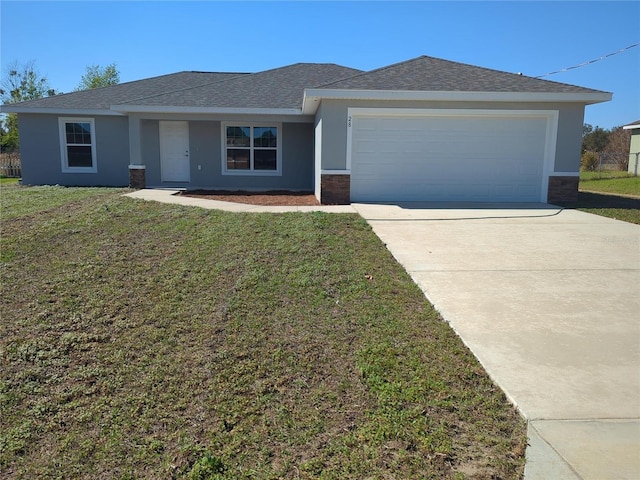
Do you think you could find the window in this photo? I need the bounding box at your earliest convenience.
[59,118,97,173]
[222,124,281,175]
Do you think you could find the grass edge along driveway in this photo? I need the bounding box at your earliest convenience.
[562,173,640,225]
[1,185,526,479]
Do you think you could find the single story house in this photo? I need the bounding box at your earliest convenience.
[623,120,640,175]
[1,56,611,204]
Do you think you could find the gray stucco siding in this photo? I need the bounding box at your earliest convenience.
[316,99,586,174]
[628,130,640,175]
[142,120,314,191]
[141,120,161,186]
[17,113,130,186]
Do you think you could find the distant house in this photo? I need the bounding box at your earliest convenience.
[623,120,640,175]
[0,56,611,204]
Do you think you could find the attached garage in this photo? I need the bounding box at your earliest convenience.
[309,56,610,205]
[348,108,557,203]
[3,54,610,202]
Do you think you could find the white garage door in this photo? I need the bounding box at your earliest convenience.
[349,110,552,202]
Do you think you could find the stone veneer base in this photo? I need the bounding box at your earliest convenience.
[129,166,146,189]
[547,176,579,203]
[320,174,350,205]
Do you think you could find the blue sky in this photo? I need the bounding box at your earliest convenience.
[1,1,638,129]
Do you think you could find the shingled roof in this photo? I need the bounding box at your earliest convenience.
[1,56,610,114]
[3,72,247,111]
[317,56,605,94]
[115,63,363,110]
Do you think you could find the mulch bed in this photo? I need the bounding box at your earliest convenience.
[178,189,320,206]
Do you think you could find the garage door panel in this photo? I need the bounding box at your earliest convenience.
[350,113,547,202]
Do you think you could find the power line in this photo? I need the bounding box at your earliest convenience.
[535,42,640,78]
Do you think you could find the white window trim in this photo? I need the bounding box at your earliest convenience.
[58,117,98,173]
[221,122,282,176]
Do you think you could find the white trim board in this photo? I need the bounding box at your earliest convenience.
[111,105,301,116]
[302,89,611,114]
[1,107,122,116]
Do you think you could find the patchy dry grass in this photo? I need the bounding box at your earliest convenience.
[1,185,526,479]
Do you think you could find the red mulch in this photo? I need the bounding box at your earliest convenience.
[177,190,320,206]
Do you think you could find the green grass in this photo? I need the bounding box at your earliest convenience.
[1,184,125,220]
[0,177,20,185]
[1,185,526,479]
[579,170,634,181]
[579,173,640,196]
[562,172,640,224]
[558,191,640,225]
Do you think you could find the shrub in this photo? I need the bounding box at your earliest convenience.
[581,151,599,171]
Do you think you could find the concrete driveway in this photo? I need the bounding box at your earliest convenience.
[353,202,640,480]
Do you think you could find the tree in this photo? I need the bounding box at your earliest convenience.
[0,114,19,152]
[581,124,609,153]
[580,124,632,171]
[603,126,631,170]
[604,126,631,154]
[1,60,57,151]
[76,64,120,91]
[0,60,57,103]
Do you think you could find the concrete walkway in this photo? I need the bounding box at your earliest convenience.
[124,188,357,213]
[125,190,640,478]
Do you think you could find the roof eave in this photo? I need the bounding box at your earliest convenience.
[302,89,613,114]
[0,105,123,116]
[110,105,303,115]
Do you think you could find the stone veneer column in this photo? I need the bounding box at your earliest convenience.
[128,165,146,189]
[547,176,579,203]
[320,173,350,205]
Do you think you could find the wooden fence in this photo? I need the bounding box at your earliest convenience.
[0,152,21,178]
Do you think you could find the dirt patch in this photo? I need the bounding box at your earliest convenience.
[178,190,320,206]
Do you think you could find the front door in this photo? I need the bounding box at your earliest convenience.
[160,121,190,182]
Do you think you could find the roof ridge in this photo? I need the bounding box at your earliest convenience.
[119,72,249,104]
[3,71,247,107]
[187,70,249,74]
[123,64,316,103]
[121,63,365,105]
[314,55,606,93]
[418,55,604,91]
[13,71,189,103]
[314,56,428,88]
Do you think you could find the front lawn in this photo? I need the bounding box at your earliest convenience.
[0,186,526,479]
